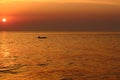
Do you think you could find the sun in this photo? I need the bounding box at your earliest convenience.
[2,18,7,22]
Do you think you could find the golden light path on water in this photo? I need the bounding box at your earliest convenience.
[0,32,10,57]
[0,32,13,68]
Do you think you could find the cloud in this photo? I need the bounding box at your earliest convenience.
[0,0,119,6]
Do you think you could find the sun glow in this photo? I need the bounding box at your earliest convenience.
[2,18,7,22]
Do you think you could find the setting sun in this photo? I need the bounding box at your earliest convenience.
[2,18,7,22]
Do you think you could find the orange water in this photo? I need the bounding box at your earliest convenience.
[0,32,120,80]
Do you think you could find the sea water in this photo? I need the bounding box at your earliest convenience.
[0,32,120,80]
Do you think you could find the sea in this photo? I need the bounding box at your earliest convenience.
[0,32,120,80]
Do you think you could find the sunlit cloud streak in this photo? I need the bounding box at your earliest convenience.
[0,0,120,6]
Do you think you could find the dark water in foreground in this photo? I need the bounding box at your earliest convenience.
[0,32,120,80]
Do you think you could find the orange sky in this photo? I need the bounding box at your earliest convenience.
[0,0,120,31]
[0,0,120,15]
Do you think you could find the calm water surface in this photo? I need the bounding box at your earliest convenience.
[0,32,120,80]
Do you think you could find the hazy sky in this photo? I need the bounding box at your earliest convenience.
[0,0,120,31]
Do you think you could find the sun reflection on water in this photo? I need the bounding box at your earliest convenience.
[0,32,15,67]
[4,51,10,57]
[0,32,11,57]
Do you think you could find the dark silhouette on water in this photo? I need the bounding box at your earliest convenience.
[38,36,47,39]
[61,78,73,80]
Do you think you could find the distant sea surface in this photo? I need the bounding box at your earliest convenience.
[0,32,120,80]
